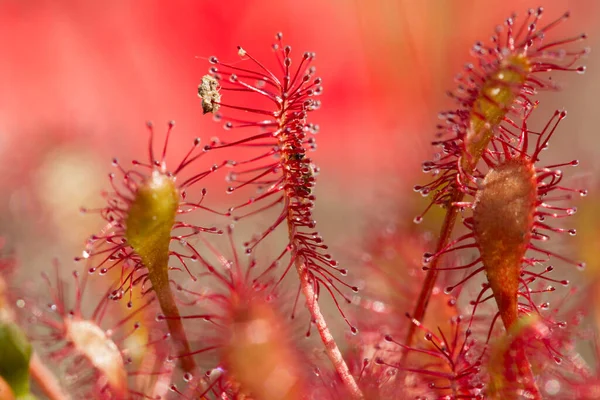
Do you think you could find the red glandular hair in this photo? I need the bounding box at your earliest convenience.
[200,33,357,332]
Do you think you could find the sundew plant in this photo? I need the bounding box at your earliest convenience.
[1,5,598,400]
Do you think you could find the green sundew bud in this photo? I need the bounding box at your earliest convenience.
[125,170,179,274]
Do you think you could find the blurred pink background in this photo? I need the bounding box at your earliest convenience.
[1,0,599,278]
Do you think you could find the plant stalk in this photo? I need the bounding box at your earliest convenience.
[402,191,463,355]
[149,265,196,373]
[29,353,70,400]
[295,260,364,399]
[281,190,362,398]
[515,346,542,400]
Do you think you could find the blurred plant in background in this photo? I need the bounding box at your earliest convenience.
[1,1,600,399]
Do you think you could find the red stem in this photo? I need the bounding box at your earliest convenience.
[403,191,463,353]
[149,265,196,372]
[281,190,362,397]
[295,260,364,399]
[30,352,70,400]
[273,100,363,398]
[515,346,542,400]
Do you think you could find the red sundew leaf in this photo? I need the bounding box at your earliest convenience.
[412,109,585,398]
[422,109,584,329]
[199,34,359,336]
[223,299,307,400]
[157,226,314,399]
[473,158,538,331]
[16,264,172,398]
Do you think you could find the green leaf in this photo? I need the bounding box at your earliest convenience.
[16,394,37,400]
[0,322,33,398]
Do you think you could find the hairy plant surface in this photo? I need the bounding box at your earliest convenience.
[0,6,596,400]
